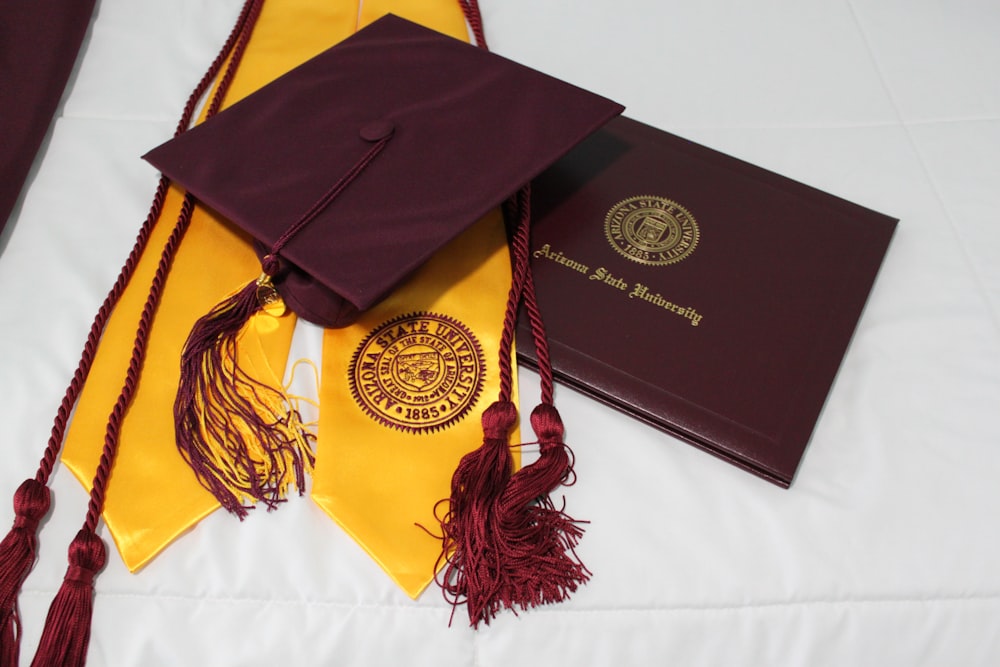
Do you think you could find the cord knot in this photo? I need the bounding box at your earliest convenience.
[261,253,280,277]
[66,529,107,575]
[530,402,564,442]
[12,478,51,523]
[481,400,517,440]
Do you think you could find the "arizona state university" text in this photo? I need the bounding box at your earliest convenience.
[533,244,703,327]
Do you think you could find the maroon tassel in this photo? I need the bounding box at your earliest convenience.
[30,530,106,667]
[438,402,589,627]
[0,480,51,667]
[495,403,588,609]
[174,131,394,518]
[438,400,518,625]
[175,279,264,516]
[174,274,313,518]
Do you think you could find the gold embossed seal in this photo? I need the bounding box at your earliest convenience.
[349,312,485,433]
[604,195,699,266]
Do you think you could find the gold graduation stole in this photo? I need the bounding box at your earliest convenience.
[60,0,361,573]
[311,207,514,598]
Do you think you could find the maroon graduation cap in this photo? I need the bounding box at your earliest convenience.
[144,13,623,327]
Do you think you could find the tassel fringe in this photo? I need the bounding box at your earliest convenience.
[172,126,394,519]
[29,530,106,667]
[495,403,588,610]
[174,279,315,518]
[0,480,51,667]
[438,401,587,627]
[1,608,14,667]
[438,400,518,625]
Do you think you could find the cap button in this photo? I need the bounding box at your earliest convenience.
[360,119,394,142]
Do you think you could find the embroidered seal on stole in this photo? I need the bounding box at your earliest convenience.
[350,312,486,433]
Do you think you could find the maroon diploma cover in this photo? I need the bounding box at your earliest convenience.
[519,116,897,487]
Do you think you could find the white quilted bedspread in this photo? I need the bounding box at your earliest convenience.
[2,1,998,664]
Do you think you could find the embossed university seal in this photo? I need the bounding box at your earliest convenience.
[349,312,486,433]
[604,195,699,266]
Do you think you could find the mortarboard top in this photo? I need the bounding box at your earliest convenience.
[143,14,624,327]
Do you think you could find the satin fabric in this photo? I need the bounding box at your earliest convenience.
[312,207,516,599]
[61,0,362,572]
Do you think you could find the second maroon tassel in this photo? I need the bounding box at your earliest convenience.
[496,403,589,609]
[29,530,106,667]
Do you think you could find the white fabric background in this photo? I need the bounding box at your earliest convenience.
[1,0,998,664]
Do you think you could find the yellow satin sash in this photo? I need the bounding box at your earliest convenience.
[312,207,516,599]
[61,0,362,572]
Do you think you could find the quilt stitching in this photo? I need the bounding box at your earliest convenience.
[20,589,1000,612]
[845,0,1000,332]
